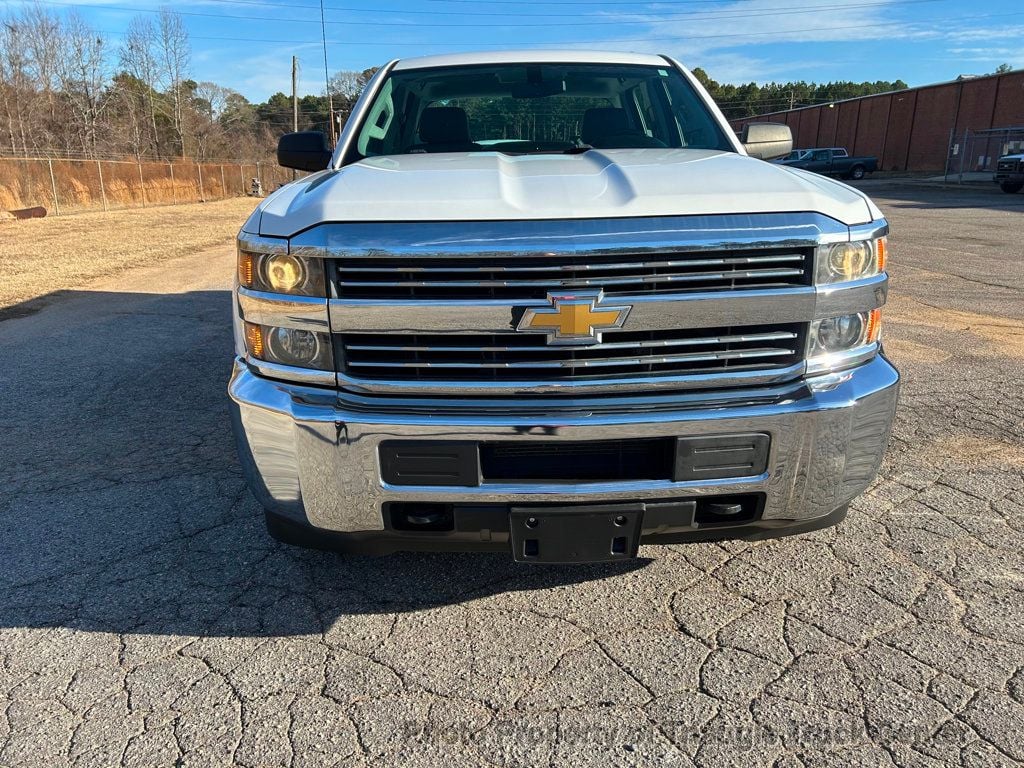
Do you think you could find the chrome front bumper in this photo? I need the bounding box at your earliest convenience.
[229,354,899,540]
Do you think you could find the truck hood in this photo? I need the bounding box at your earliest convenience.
[254,148,877,236]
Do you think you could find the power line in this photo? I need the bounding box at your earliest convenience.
[85,9,1024,47]
[426,0,773,3]
[13,0,951,28]
[47,0,772,16]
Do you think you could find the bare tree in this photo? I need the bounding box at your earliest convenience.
[120,15,160,156]
[0,17,33,154]
[191,80,233,160]
[21,4,61,144]
[57,12,109,155]
[156,8,190,156]
[329,67,378,128]
[0,3,328,163]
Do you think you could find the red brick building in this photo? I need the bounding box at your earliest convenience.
[730,69,1024,173]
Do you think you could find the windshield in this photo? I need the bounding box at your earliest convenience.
[349,62,732,159]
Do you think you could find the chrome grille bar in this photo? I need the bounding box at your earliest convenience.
[337,267,805,289]
[337,325,806,386]
[346,347,794,369]
[337,253,805,272]
[345,330,798,353]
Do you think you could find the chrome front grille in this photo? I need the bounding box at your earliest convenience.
[331,248,811,300]
[997,159,1019,172]
[287,213,864,395]
[337,324,805,383]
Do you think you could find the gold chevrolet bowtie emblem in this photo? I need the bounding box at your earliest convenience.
[517,290,632,345]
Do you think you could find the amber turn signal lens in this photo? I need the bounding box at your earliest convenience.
[244,321,264,358]
[238,250,255,287]
[875,237,887,272]
[866,308,882,343]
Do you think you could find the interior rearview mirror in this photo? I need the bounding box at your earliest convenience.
[510,81,566,99]
[741,123,793,161]
[277,131,332,172]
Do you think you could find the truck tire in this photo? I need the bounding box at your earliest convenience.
[849,165,866,180]
[1000,181,1023,194]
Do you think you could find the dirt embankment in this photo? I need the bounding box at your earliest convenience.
[0,158,282,214]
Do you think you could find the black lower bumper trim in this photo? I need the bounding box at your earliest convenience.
[378,433,771,487]
[264,504,849,558]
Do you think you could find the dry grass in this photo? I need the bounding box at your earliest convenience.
[0,198,258,314]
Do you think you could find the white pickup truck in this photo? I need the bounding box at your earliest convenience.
[229,50,898,564]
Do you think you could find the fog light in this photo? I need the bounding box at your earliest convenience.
[816,313,864,352]
[266,326,319,366]
[808,311,881,373]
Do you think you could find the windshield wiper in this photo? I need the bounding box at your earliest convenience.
[561,144,593,154]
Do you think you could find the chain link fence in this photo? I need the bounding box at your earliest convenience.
[0,156,295,216]
[945,127,1024,183]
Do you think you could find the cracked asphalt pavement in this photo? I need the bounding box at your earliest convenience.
[2,182,1023,767]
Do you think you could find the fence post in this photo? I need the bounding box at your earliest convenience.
[220,164,226,200]
[256,161,261,193]
[138,160,147,207]
[96,160,108,211]
[239,163,245,195]
[197,161,205,202]
[47,158,60,216]
[169,162,176,204]
[944,128,953,184]
[954,129,962,185]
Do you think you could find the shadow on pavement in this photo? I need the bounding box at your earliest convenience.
[850,179,1024,212]
[0,289,650,638]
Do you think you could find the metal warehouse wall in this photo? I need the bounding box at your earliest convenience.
[730,70,1024,172]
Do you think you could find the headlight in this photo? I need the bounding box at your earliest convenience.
[264,253,306,293]
[807,310,882,373]
[816,237,886,285]
[244,322,333,371]
[238,248,325,297]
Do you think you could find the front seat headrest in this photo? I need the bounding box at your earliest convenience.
[418,107,472,145]
[581,107,631,145]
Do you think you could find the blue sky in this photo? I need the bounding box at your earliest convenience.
[15,0,1024,102]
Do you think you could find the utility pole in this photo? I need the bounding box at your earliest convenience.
[292,55,299,180]
[320,0,336,145]
[292,56,299,133]
[788,90,795,110]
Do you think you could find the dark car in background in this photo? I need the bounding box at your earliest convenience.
[994,154,1024,193]
[777,147,877,180]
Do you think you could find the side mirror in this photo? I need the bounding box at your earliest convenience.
[741,122,793,161]
[277,131,332,172]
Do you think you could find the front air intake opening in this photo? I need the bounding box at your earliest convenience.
[479,438,676,483]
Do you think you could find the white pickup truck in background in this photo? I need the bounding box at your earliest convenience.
[229,50,898,564]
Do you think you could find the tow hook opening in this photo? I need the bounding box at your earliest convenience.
[694,495,761,527]
[388,502,455,531]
